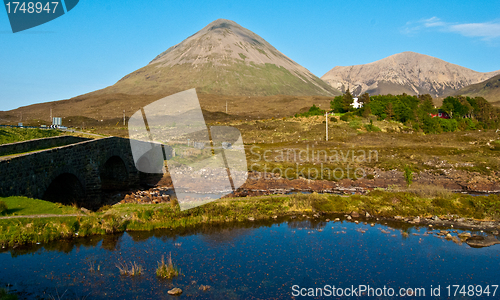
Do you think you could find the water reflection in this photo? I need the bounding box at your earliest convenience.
[0,217,498,299]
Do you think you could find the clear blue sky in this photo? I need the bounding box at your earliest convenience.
[1,0,500,111]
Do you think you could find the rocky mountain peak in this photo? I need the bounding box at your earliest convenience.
[321,52,500,97]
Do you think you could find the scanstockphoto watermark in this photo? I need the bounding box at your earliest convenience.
[291,284,427,297]
[249,145,379,180]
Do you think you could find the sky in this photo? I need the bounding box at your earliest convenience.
[1,0,500,111]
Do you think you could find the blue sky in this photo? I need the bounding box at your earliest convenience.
[1,0,500,111]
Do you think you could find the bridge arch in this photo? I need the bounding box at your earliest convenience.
[99,155,129,191]
[42,172,86,206]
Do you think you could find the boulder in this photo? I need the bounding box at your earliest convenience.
[458,232,472,238]
[168,288,183,295]
[466,235,500,248]
[351,211,360,218]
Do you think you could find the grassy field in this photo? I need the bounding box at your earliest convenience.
[1,191,500,247]
[0,196,80,216]
[0,127,60,145]
[39,112,500,179]
[234,115,500,178]
[61,110,500,178]
[2,112,498,181]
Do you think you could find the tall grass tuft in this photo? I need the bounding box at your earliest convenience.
[116,261,142,276]
[407,183,453,199]
[156,253,180,279]
[0,288,17,300]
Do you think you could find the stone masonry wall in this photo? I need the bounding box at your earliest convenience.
[0,135,90,157]
[0,137,144,208]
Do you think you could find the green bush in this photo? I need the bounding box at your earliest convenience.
[349,119,362,129]
[439,118,458,132]
[423,116,442,134]
[0,201,7,215]
[458,118,477,131]
[297,104,325,118]
[364,124,381,132]
[340,113,352,122]
[330,117,338,122]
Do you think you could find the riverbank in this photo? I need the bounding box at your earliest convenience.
[1,191,499,249]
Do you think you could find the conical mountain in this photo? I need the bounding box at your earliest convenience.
[99,19,339,97]
[321,52,500,97]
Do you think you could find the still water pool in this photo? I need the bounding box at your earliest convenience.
[1,218,499,299]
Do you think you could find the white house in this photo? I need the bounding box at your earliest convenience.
[351,97,363,109]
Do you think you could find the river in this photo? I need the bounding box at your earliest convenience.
[1,217,499,299]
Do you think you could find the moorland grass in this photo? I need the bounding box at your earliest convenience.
[0,128,60,145]
[1,191,500,247]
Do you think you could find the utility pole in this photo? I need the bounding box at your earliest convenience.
[50,108,52,124]
[226,101,228,114]
[123,110,126,126]
[325,112,328,141]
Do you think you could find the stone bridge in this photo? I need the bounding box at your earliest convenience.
[0,136,166,209]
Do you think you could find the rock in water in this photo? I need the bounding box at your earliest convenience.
[168,288,183,295]
[466,235,500,248]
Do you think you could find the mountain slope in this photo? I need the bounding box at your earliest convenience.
[453,74,500,103]
[321,52,499,97]
[97,19,339,97]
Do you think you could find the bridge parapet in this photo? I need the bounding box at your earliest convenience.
[0,137,160,209]
[0,135,91,157]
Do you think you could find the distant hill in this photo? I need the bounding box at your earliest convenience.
[0,93,335,127]
[94,19,339,97]
[453,74,500,105]
[321,52,500,97]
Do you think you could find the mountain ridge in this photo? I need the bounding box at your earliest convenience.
[321,51,500,97]
[453,74,500,104]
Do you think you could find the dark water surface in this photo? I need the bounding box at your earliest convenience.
[1,218,499,299]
